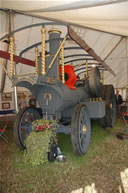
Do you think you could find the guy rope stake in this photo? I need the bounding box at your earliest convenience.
[10,36,14,78]
[41,27,46,75]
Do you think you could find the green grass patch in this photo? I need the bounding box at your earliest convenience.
[12,120,113,169]
[1,118,127,193]
[12,119,122,169]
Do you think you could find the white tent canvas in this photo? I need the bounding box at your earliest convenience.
[1,0,128,36]
[0,0,128,94]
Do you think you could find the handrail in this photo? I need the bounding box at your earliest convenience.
[19,38,71,60]
[0,22,66,42]
[47,35,68,73]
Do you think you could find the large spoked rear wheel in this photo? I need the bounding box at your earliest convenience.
[101,85,116,129]
[71,104,91,156]
[13,107,42,150]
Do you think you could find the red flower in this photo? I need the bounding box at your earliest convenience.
[42,124,47,129]
[36,125,43,132]
[122,112,127,116]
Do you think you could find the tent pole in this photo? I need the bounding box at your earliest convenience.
[0,11,10,93]
[9,10,19,113]
[14,82,18,114]
[126,38,128,87]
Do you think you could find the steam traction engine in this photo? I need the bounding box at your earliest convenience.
[10,27,116,155]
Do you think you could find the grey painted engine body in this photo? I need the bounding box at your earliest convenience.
[12,29,105,131]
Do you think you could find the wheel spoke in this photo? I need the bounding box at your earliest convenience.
[80,135,86,149]
[79,107,89,153]
[71,104,91,155]
[101,85,116,128]
[15,107,41,149]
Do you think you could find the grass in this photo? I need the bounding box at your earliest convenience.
[0,118,128,193]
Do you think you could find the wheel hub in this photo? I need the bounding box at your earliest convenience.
[83,125,88,134]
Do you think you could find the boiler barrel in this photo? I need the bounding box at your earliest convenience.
[37,83,90,113]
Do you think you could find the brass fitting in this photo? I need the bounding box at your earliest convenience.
[61,44,65,84]
[48,29,61,34]
[35,47,39,75]
[10,36,14,78]
[101,71,104,84]
[41,27,46,75]
[86,60,88,78]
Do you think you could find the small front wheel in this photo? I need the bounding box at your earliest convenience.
[13,107,42,149]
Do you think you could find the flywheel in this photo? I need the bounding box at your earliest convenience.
[89,66,102,97]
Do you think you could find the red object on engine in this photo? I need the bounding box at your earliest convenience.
[59,65,77,90]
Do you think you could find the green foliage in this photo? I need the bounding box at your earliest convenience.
[32,119,57,132]
[23,119,57,166]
